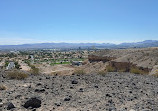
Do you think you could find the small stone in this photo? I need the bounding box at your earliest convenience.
[79,88,84,92]
[32,109,36,111]
[142,109,150,111]
[106,94,112,97]
[0,102,3,107]
[71,80,78,84]
[70,86,73,89]
[129,109,136,111]
[15,95,22,99]
[35,89,45,93]
[36,83,42,86]
[46,77,50,79]
[54,103,61,107]
[64,97,71,101]
[129,91,132,93]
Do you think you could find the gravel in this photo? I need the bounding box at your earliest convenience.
[1,72,158,111]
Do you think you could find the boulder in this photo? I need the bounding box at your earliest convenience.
[24,97,41,109]
[7,102,15,110]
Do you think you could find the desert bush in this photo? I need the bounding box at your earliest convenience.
[7,70,28,79]
[30,65,39,75]
[82,60,89,65]
[130,67,146,74]
[97,70,107,76]
[74,68,85,75]
[106,65,115,72]
[0,85,7,90]
[15,61,21,69]
[153,70,158,77]
[153,73,158,77]
[118,69,126,73]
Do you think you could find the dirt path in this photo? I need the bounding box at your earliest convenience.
[39,64,75,75]
[19,60,31,71]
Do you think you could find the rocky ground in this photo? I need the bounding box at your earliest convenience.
[1,72,158,111]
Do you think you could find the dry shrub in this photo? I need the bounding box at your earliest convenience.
[82,60,89,65]
[118,69,126,73]
[130,67,147,74]
[0,85,7,90]
[73,68,85,75]
[106,65,115,72]
[153,70,158,77]
[30,65,39,75]
[7,70,28,80]
[97,70,107,76]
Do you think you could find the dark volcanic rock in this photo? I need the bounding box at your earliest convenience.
[106,94,112,97]
[64,97,71,101]
[54,103,61,107]
[7,102,15,110]
[79,88,84,92]
[23,97,41,109]
[34,89,45,93]
[71,80,78,84]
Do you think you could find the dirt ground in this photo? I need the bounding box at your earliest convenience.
[37,64,75,75]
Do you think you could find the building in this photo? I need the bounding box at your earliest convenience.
[71,61,82,66]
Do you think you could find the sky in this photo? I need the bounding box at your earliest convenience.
[0,0,158,45]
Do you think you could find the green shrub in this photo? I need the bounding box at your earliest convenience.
[15,61,21,69]
[5,61,9,67]
[7,70,28,80]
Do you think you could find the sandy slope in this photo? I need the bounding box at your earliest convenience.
[38,64,74,75]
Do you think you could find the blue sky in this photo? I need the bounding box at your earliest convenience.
[0,0,158,45]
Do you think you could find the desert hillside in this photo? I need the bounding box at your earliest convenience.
[87,47,158,75]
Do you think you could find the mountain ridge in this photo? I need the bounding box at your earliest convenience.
[0,40,158,50]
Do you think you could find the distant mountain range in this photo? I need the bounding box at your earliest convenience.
[0,40,158,50]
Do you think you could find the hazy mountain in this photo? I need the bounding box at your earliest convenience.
[0,40,158,50]
[118,40,158,48]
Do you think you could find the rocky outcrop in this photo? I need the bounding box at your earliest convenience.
[109,61,152,73]
[88,55,116,62]
[109,61,133,72]
[89,48,158,70]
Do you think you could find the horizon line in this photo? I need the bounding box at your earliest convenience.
[0,39,157,46]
